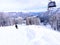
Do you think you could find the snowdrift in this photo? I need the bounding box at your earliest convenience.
[0,25,60,45]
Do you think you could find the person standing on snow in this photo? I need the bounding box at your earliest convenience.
[15,22,18,29]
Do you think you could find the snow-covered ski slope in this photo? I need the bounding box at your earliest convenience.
[0,24,60,45]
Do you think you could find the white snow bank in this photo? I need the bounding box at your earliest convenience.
[0,25,60,45]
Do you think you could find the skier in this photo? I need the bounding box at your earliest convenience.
[15,24,18,29]
[15,22,18,29]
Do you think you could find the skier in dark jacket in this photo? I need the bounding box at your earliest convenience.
[15,24,18,29]
[15,22,18,29]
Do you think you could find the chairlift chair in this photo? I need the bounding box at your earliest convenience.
[48,1,56,8]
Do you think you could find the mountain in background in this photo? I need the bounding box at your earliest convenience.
[0,8,60,19]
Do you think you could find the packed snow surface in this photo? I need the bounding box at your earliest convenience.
[0,25,60,45]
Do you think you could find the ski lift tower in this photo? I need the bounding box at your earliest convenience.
[48,0,56,15]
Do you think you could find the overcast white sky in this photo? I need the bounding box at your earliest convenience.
[0,0,60,12]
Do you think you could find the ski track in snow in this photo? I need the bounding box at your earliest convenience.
[0,25,60,45]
